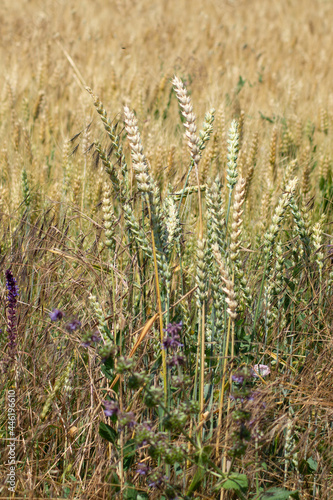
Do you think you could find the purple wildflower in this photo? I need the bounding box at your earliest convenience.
[136,462,149,476]
[81,340,91,348]
[167,354,186,367]
[81,331,101,348]
[163,321,183,350]
[135,422,153,446]
[232,373,244,385]
[90,332,101,343]
[66,318,81,331]
[248,418,264,440]
[49,308,64,321]
[103,399,120,417]
[163,335,183,349]
[99,342,116,363]
[165,321,182,336]
[118,411,137,430]
[5,269,19,362]
[247,391,266,409]
[147,470,167,488]
[148,479,160,488]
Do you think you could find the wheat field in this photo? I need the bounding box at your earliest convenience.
[0,0,333,499]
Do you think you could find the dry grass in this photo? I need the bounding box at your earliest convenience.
[0,0,333,499]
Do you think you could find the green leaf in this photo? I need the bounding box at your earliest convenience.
[236,75,246,94]
[221,473,248,492]
[108,471,120,492]
[123,438,137,470]
[200,445,213,464]
[259,111,275,123]
[123,483,138,499]
[284,277,295,292]
[103,355,114,370]
[99,422,118,444]
[307,457,318,471]
[186,446,212,495]
[100,363,114,381]
[123,484,148,500]
[186,464,206,495]
[256,488,299,499]
[62,486,70,498]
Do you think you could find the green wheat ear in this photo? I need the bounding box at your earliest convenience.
[21,168,30,208]
[89,294,110,341]
[264,177,298,258]
[226,120,239,191]
[40,360,74,421]
[102,181,117,251]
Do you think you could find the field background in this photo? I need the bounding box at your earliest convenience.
[1,0,333,499]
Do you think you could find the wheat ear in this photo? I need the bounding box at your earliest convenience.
[212,243,237,467]
[123,105,152,194]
